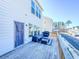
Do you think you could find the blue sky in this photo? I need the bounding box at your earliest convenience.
[41,0,79,27]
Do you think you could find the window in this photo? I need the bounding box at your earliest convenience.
[31,0,35,14]
[31,0,41,19]
[36,6,39,17]
[38,10,41,19]
[29,24,33,37]
[31,7,35,14]
[34,31,37,35]
[32,0,35,7]
[38,31,40,35]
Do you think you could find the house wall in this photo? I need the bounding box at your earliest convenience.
[0,0,42,56]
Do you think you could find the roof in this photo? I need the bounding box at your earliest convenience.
[35,0,44,11]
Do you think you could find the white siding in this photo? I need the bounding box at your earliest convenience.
[0,0,14,56]
[0,0,42,56]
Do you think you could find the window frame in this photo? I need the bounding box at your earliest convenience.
[36,6,39,17]
[38,9,41,19]
[31,0,35,14]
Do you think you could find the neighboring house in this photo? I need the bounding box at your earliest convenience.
[0,0,43,56]
[67,27,79,36]
[41,16,53,32]
[53,22,66,32]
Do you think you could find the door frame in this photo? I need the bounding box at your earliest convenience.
[14,21,24,48]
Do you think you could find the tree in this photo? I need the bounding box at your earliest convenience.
[76,26,79,29]
[62,22,65,26]
[66,20,72,27]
